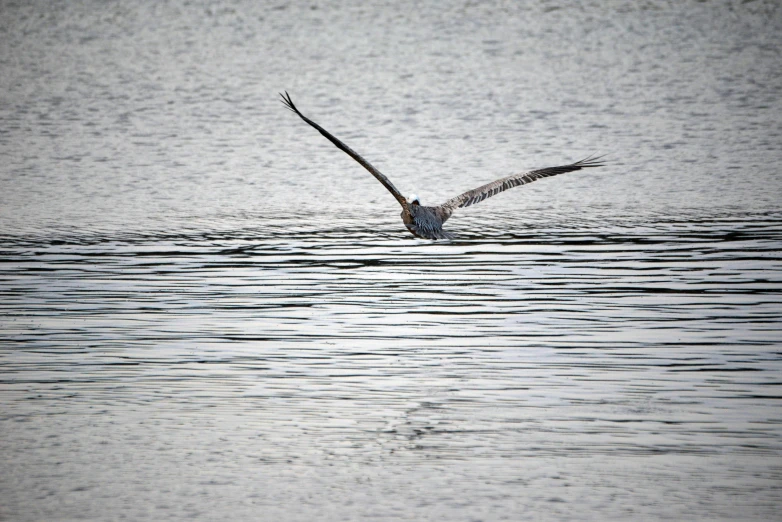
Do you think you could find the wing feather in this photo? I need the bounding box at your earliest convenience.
[441,155,606,210]
[280,92,407,208]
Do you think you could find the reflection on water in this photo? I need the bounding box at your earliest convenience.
[2,210,781,519]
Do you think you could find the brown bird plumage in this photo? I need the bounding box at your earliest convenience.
[280,92,605,240]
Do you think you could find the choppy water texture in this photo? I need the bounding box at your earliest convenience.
[2,1,782,520]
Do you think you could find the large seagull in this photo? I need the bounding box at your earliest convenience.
[281,92,604,240]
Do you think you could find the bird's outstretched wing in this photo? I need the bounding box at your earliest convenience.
[280,92,407,208]
[440,155,606,210]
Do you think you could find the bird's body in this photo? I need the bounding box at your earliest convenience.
[403,203,455,240]
[280,92,605,240]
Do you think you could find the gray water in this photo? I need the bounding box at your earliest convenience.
[2,1,782,520]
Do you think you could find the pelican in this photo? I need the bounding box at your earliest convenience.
[280,92,604,240]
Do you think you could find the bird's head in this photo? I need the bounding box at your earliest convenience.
[407,194,421,206]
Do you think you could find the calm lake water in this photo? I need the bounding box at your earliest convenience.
[2,1,782,520]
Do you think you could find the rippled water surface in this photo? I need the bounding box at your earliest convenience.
[2,1,782,520]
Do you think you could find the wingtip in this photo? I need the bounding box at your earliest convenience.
[279,90,298,113]
[576,153,608,168]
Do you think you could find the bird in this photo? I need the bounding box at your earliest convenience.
[280,91,605,240]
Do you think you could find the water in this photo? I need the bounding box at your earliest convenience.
[2,1,782,520]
